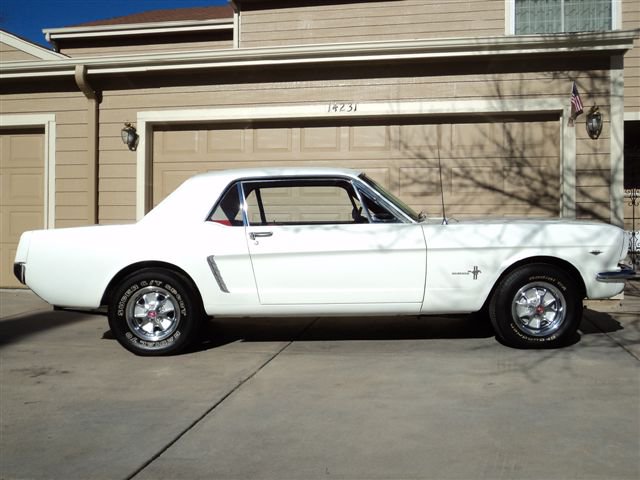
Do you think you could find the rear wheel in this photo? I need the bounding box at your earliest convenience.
[108,269,202,356]
[489,264,582,348]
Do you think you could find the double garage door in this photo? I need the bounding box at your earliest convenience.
[0,129,44,288]
[152,118,560,218]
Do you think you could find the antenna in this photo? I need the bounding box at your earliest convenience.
[436,124,448,225]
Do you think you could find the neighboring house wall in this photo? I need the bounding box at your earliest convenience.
[0,42,42,61]
[239,0,505,47]
[622,0,640,234]
[622,0,640,112]
[1,91,92,228]
[0,32,65,61]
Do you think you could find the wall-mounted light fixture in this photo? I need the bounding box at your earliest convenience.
[121,122,139,151]
[585,105,603,140]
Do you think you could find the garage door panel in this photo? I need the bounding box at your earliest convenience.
[504,166,560,195]
[3,209,42,242]
[4,134,43,168]
[506,121,560,153]
[301,127,340,152]
[207,130,246,153]
[153,169,200,207]
[399,124,441,150]
[1,171,44,205]
[160,130,200,153]
[451,123,505,157]
[349,125,390,151]
[399,167,442,196]
[359,167,391,190]
[0,245,19,288]
[254,128,292,152]
[451,167,498,193]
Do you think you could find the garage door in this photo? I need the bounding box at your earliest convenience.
[152,118,560,218]
[0,129,45,288]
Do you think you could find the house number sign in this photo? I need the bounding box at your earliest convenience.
[327,102,358,113]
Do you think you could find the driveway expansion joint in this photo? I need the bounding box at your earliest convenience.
[125,317,320,480]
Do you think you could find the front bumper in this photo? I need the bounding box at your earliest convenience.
[596,264,637,283]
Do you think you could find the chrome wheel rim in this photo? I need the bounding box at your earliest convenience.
[511,281,566,337]
[126,286,180,342]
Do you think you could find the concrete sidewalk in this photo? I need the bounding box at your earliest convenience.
[1,286,638,480]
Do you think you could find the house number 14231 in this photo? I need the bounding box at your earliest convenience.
[327,102,358,113]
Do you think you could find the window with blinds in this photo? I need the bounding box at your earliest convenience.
[515,0,612,34]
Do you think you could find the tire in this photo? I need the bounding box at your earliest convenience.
[489,263,582,348]
[108,268,202,356]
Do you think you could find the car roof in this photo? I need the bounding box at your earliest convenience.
[191,167,362,182]
[140,167,363,226]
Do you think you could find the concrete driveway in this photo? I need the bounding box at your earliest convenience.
[1,287,638,480]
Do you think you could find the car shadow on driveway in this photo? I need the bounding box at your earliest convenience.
[181,311,624,353]
[581,309,625,335]
[0,310,96,348]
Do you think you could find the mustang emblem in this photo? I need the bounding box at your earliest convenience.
[452,266,482,280]
[468,266,482,280]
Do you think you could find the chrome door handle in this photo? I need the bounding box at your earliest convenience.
[249,231,273,240]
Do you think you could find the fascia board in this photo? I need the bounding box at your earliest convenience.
[2,30,636,79]
[91,44,635,75]
[44,22,233,41]
[43,18,232,36]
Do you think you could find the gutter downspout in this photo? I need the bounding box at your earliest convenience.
[74,65,100,225]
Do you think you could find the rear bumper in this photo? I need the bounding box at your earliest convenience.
[596,264,637,283]
[13,262,26,285]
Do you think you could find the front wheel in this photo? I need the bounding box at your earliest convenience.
[489,264,583,348]
[108,269,202,356]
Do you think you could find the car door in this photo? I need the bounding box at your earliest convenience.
[242,177,426,306]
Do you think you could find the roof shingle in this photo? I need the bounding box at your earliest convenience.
[71,5,233,27]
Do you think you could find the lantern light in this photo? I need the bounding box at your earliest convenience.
[121,122,139,151]
[585,105,603,140]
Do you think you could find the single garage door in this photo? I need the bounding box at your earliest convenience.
[152,117,560,218]
[0,129,45,288]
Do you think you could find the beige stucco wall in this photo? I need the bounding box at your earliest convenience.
[622,0,640,233]
[622,0,640,113]
[0,41,42,61]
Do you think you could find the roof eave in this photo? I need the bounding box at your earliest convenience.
[43,18,233,42]
[2,30,637,80]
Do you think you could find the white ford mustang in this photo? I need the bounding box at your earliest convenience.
[14,168,635,355]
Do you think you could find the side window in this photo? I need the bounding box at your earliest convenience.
[357,187,401,223]
[242,179,367,226]
[209,184,244,226]
[514,0,612,35]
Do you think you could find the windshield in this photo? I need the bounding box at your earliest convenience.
[358,174,422,222]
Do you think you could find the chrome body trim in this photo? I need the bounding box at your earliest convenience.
[207,255,230,293]
[596,264,637,283]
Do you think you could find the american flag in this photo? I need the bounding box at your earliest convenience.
[570,81,584,125]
